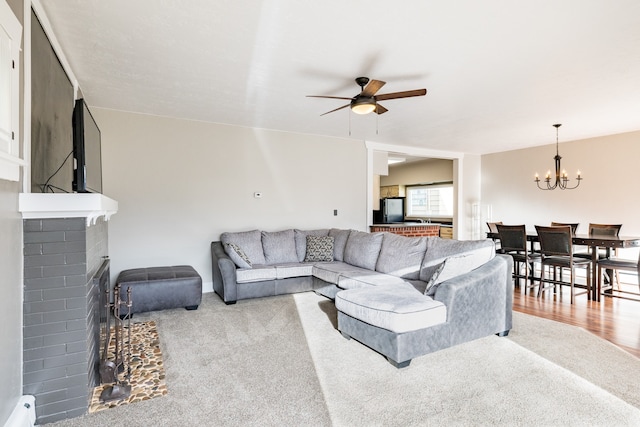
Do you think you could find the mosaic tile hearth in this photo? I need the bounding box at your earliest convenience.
[89,321,167,413]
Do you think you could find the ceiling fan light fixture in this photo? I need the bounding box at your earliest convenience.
[350,97,376,115]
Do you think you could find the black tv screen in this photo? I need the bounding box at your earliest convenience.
[72,99,102,193]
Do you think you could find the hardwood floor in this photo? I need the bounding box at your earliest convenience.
[512,280,640,358]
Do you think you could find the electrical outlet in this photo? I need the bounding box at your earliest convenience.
[334,209,338,216]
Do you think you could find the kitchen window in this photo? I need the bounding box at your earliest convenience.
[406,182,453,218]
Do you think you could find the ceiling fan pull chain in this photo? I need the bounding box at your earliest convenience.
[348,109,352,136]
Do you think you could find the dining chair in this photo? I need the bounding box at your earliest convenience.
[486,221,503,251]
[597,251,640,298]
[575,223,623,288]
[546,222,579,280]
[550,222,579,235]
[496,224,539,293]
[486,222,502,233]
[535,225,591,304]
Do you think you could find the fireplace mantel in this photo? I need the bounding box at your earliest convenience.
[19,193,118,225]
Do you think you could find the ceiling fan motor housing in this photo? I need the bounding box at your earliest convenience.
[351,96,376,114]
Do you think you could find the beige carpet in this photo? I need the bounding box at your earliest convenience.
[44,292,640,426]
[294,292,640,426]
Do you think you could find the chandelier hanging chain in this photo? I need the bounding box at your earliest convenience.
[534,123,582,190]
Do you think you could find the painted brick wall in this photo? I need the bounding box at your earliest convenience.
[370,225,441,237]
[23,217,108,424]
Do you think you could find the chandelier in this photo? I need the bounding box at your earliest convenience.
[534,124,582,190]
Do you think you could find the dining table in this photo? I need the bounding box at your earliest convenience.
[486,231,640,301]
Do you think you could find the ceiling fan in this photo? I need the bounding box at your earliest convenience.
[307,77,427,116]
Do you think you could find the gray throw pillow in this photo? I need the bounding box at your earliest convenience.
[424,248,494,296]
[224,243,252,269]
[304,236,334,262]
[420,237,495,282]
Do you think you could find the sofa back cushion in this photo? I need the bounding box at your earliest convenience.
[329,228,351,261]
[343,230,384,270]
[419,237,495,282]
[220,230,266,265]
[375,233,428,280]
[262,229,298,264]
[294,229,329,262]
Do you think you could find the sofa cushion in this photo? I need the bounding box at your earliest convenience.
[221,230,266,265]
[304,236,334,262]
[343,230,384,270]
[338,271,408,290]
[335,284,447,333]
[424,247,495,296]
[294,229,329,261]
[224,243,252,269]
[262,229,298,265]
[329,228,351,261]
[312,262,371,285]
[275,263,315,280]
[419,237,496,282]
[375,233,428,280]
[236,265,277,283]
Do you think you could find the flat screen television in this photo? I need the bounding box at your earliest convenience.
[72,98,102,193]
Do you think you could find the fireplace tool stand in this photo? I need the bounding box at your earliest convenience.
[99,286,133,402]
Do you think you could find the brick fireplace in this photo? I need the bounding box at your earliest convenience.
[19,194,117,424]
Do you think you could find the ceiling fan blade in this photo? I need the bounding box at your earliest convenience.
[375,104,388,115]
[361,79,386,97]
[320,104,350,116]
[307,95,353,100]
[375,88,427,101]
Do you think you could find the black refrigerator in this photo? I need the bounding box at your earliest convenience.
[374,197,405,223]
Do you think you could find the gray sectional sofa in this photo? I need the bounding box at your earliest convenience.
[210,228,513,367]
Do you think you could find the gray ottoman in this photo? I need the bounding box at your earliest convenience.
[116,265,202,315]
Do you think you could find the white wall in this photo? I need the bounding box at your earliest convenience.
[459,154,482,240]
[94,108,368,290]
[481,130,640,241]
[0,180,23,424]
[1,0,23,424]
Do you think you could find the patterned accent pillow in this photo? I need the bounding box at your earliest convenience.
[424,249,492,296]
[304,236,334,262]
[225,243,252,269]
[424,261,446,296]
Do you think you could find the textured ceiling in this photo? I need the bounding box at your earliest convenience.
[38,0,640,154]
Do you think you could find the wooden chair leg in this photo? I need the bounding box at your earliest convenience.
[589,264,592,299]
[570,266,575,304]
[597,264,602,297]
[537,266,545,297]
